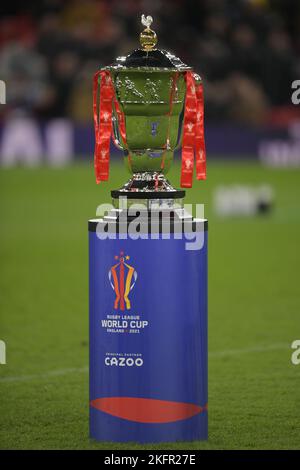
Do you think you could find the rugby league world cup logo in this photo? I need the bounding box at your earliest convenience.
[108,252,137,311]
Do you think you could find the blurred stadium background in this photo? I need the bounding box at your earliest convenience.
[0,0,300,163]
[0,0,300,450]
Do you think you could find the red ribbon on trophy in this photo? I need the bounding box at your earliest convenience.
[195,80,206,180]
[93,70,129,183]
[180,71,206,188]
[93,70,114,183]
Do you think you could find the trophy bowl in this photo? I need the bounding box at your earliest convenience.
[93,15,206,203]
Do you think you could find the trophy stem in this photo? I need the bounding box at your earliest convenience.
[111,172,185,209]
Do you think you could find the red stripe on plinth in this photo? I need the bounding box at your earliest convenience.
[90,397,207,423]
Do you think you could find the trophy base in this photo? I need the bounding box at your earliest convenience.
[88,212,208,443]
[111,172,185,201]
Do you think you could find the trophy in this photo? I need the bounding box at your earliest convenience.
[89,16,208,444]
[93,14,206,205]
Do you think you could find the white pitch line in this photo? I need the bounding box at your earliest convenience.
[0,343,289,384]
[208,342,289,358]
[0,366,88,384]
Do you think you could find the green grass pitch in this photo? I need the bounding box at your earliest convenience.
[0,160,299,449]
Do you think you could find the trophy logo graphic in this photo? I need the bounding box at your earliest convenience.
[108,252,138,311]
[151,122,159,136]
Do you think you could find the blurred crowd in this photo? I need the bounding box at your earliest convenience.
[0,0,300,127]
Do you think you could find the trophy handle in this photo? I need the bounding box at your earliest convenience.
[112,114,125,151]
[174,116,183,151]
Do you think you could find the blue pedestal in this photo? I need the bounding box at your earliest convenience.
[89,216,208,443]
